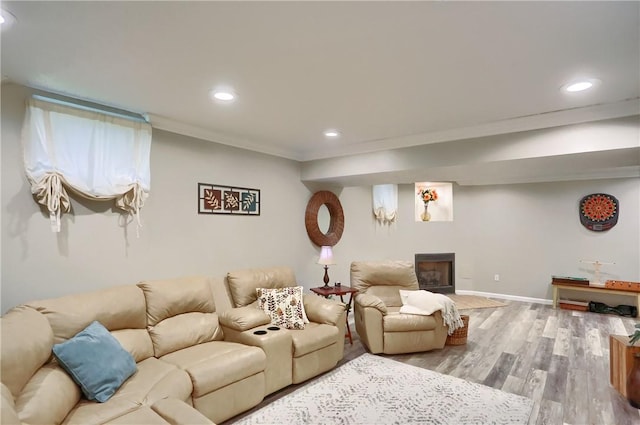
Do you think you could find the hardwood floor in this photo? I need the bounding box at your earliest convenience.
[226,300,640,425]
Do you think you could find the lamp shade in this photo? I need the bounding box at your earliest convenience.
[317,246,334,266]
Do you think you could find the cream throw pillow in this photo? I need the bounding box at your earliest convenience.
[399,289,465,334]
[398,289,444,315]
[256,286,306,330]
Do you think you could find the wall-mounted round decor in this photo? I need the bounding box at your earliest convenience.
[304,191,344,247]
[579,193,619,232]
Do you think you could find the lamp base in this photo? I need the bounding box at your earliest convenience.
[323,265,330,287]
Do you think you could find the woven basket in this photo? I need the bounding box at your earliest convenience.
[446,315,469,346]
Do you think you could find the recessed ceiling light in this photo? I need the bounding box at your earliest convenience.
[324,130,340,138]
[213,91,234,101]
[566,82,592,92]
[562,78,601,93]
[209,87,236,102]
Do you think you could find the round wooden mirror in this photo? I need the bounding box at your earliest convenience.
[304,191,344,247]
[318,204,330,234]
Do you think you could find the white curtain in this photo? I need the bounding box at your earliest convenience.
[22,97,152,234]
[372,184,398,224]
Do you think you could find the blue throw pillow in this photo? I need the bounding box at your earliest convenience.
[52,321,137,402]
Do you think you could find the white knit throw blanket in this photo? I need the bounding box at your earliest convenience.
[437,294,465,335]
[398,290,465,335]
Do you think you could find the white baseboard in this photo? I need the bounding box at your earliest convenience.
[455,289,552,306]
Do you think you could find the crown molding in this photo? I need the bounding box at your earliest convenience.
[301,98,640,161]
[147,113,303,161]
[148,99,639,163]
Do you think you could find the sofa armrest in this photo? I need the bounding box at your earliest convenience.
[355,293,388,314]
[354,302,384,354]
[1,383,19,425]
[303,294,345,326]
[219,306,271,332]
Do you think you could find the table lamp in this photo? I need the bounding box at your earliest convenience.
[317,246,334,287]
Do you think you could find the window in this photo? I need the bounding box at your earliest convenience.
[22,96,152,234]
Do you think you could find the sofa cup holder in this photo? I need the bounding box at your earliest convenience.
[253,326,280,335]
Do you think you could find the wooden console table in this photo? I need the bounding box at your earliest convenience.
[551,280,640,310]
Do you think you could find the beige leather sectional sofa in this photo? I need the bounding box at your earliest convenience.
[0,267,346,425]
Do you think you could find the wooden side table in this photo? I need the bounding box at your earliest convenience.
[310,285,358,344]
[610,334,640,397]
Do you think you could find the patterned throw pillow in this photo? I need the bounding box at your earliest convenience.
[256,286,306,330]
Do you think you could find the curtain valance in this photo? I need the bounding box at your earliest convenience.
[22,97,152,233]
[372,184,398,224]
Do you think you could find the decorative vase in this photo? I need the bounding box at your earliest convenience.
[629,352,640,408]
[421,202,431,221]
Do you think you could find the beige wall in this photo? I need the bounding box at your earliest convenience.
[2,83,638,312]
[1,84,315,312]
[327,180,639,302]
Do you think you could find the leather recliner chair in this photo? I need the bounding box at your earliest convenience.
[351,260,448,354]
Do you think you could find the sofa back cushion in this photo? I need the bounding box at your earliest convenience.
[227,267,297,307]
[138,276,222,357]
[26,284,153,362]
[350,261,419,307]
[139,276,216,325]
[110,329,155,363]
[0,306,53,398]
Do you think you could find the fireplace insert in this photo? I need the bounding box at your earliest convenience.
[414,253,455,294]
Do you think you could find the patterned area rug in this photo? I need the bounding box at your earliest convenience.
[447,294,507,310]
[233,354,533,425]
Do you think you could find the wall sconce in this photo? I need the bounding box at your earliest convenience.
[317,246,334,288]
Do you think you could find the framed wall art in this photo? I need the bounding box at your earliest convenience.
[198,183,260,216]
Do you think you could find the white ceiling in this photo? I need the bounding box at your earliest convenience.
[2,1,639,166]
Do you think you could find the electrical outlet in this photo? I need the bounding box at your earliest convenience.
[494,274,500,282]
